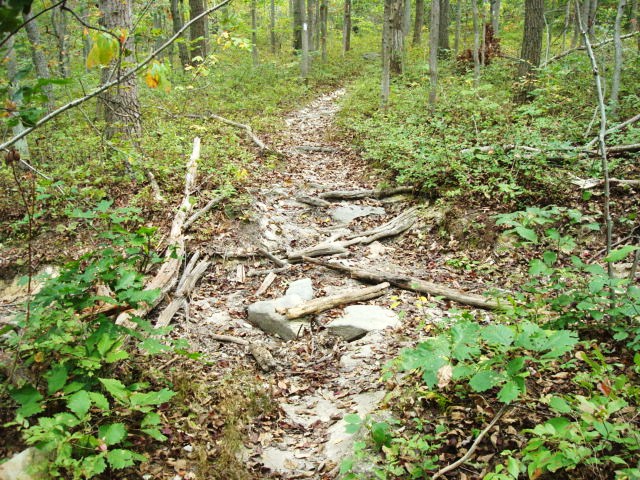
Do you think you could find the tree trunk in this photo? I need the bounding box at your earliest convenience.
[98,0,142,139]
[609,0,626,117]
[562,0,570,50]
[381,0,392,107]
[314,0,321,50]
[587,0,598,38]
[438,0,450,56]
[300,0,310,76]
[515,0,544,103]
[51,5,69,78]
[320,0,328,61]
[343,0,352,53]
[454,0,462,54]
[171,0,190,67]
[189,0,207,60]
[472,0,481,85]
[413,0,424,44]
[251,0,259,65]
[4,37,31,162]
[307,0,315,51]
[390,0,405,74]
[634,0,640,52]
[293,0,303,50]
[403,0,412,36]
[490,0,499,35]
[429,0,440,105]
[23,9,54,111]
[270,0,277,53]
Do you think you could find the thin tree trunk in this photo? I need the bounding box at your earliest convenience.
[543,11,551,63]
[587,0,597,38]
[320,0,328,61]
[490,0,500,35]
[439,0,450,56]
[189,0,207,60]
[98,0,142,139]
[634,0,640,52]
[381,0,392,107]
[343,0,352,53]
[413,0,424,45]
[472,0,481,86]
[293,0,303,50]
[314,0,321,49]
[251,0,259,65]
[514,0,544,103]
[609,0,626,117]
[429,0,441,105]
[403,0,412,35]
[171,0,191,67]
[51,5,70,78]
[270,0,277,53]
[562,0,571,50]
[23,9,54,111]
[300,0,310,76]
[4,37,31,162]
[454,0,462,55]
[390,0,405,74]
[307,0,315,51]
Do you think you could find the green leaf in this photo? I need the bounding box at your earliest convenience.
[542,251,557,266]
[549,396,572,414]
[529,259,550,276]
[469,370,503,392]
[89,392,110,411]
[67,390,91,418]
[497,380,521,403]
[370,422,392,448]
[141,412,161,427]
[515,226,538,243]
[604,245,639,263]
[106,449,144,469]
[141,428,167,441]
[506,357,525,375]
[99,423,127,445]
[45,364,68,394]
[81,455,107,477]
[99,378,129,404]
[129,388,175,408]
[10,384,43,418]
[481,324,515,347]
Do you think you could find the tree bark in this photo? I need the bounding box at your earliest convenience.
[609,0,626,118]
[403,0,412,36]
[4,37,31,163]
[98,0,142,139]
[270,0,277,52]
[293,0,303,50]
[429,0,440,105]
[587,0,598,38]
[170,0,190,67]
[454,0,462,55]
[390,0,405,74]
[320,0,328,61]
[189,0,207,60]
[343,0,352,53]
[23,9,54,111]
[251,0,259,65]
[51,5,70,78]
[381,0,392,107]
[307,0,315,51]
[413,0,424,45]
[490,0,500,35]
[438,0,450,56]
[472,0,481,86]
[514,0,544,103]
[300,0,310,76]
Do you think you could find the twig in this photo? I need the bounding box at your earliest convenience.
[258,247,289,267]
[585,113,640,148]
[540,31,639,67]
[0,0,66,50]
[184,194,226,230]
[186,113,268,151]
[431,404,509,480]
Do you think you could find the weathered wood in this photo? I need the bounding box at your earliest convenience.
[258,247,289,267]
[571,176,640,189]
[303,257,501,310]
[210,334,276,371]
[318,186,415,200]
[184,194,225,230]
[186,113,268,151]
[278,282,390,319]
[296,195,332,207]
[585,113,640,148]
[116,137,201,327]
[255,271,277,296]
[288,243,349,262]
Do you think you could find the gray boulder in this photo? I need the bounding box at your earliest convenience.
[327,305,400,341]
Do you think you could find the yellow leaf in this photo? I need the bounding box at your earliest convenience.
[145,71,159,88]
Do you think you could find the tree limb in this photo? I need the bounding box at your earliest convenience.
[540,31,639,67]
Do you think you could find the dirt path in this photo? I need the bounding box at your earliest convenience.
[175,89,448,479]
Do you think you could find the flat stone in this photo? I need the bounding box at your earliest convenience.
[0,448,48,480]
[247,295,306,340]
[285,278,314,301]
[329,205,385,224]
[327,305,400,341]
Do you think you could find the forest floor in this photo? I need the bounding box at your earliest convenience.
[137,88,501,479]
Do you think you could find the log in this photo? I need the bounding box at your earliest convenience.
[210,334,276,371]
[278,282,390,320]
[303,257,501,310]
[116,137,201,327]
[288,242,349,262]
[184,193,226,230]
[296,195,332,207]
[318,186,415,200]
[258,247,289,267]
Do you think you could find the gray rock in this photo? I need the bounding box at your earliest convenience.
[285,278,314,301]
[247,294,308,340]
[327,305,400,341]
[330,205,385,224]
[0,448,48,480]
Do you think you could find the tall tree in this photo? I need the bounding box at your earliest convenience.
[300,0,310,76]
[293,0,303,50]
[429,0,440,105]
[23,9,54,110]
[609,0,626,117]
[98,0,142,139]
[343,0,352,53]
[390,0,405,73]
[51,4,70,78]
[382,0,393,107]
[251,0,259,65]
[320,0,328,60]
[4,37,31,163]
[472,0,481,85]
[515,0,544,103]
[438,0,450,55]
[413,0,424,45]
[189,0,207,60]
[171,0,191,67]
[270,0,277,52]
[490,0,500,35]
[453,0,462,54]
[403,0,412,35]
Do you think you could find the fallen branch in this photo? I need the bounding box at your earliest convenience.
[116,137,201,327]
[571,176,640,189]
[277,282,390,320]
[462,142,640,159]
[258,247,289,267]
[540,31,639,67]
[431,404,509,480]
[211,334,276,371]
[303,257,501,310]
[318,186,415,200]
[295,145,339,153]
[296,195,332,208]
[184,193,226,230]
[585,112,640,149]
[186,113,268,151]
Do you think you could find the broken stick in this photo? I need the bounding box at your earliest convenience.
[278,282,390,320]
[303,257,501,310]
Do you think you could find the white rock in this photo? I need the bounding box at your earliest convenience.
[285,278,314,301]
[327,305,400,341]
[330,205,385,224]
[0,448,48,480]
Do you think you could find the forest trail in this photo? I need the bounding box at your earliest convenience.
[171,88,456,479]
